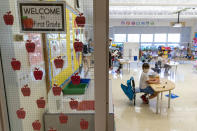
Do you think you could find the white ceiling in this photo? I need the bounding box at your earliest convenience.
[109,0,197,19]
[110,0,197,5]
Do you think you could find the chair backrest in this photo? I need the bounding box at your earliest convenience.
[130,77,136,93]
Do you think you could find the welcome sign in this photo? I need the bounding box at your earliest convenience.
[18,1,66,33]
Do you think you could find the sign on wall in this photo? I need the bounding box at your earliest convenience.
[17,1,66,33]
[121,20,155,26]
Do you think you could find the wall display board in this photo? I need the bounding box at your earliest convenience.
[47,7,82,88]
[18,1,66,33]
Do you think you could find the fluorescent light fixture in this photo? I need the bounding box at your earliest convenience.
[172,23,183,27]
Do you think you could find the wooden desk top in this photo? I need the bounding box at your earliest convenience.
[149,79,175,92]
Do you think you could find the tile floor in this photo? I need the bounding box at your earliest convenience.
[111,62,197,131]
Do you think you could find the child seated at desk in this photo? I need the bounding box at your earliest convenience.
[140,63,160,104]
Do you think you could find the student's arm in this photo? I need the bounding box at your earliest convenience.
[147,80,158,84]
[146,78,160,84]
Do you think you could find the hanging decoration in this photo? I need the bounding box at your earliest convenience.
[32,120,41,130]
[33,68,43,80]
[16,108,26,119]
[71,73,80,85]
[36,97,46,108]
[80,119,89,130]
[52,84,62,96]
[3,11,14,25]
[21,84,31,96]
[25,40,35,53]
[11,58,21,71]
[69,98,78,110]
[54,56,64,68]
[75,13,85,27]
[74,39,83,52]
[59,113,68,124]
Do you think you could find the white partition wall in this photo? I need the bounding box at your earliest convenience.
[123,42,139,61]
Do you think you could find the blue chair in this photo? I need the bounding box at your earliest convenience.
[121,76,138,106]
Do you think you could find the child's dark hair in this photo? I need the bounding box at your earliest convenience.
[142,63,150,69]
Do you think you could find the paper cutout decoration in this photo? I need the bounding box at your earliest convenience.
[52,84,62,96]
[77,101,95,111]
[33,68,43,80]
[71,73,80,85]
[3,11,14,25]
[165,93,179,99]
[80,119,89,130]
[21,84,31,96]
[48,128,56,131]
[59,113,68,124]
[25,40,35,53]
[36,97,46,108]
[32,120,41,130]
[54,56,64,68]
[75,13,85,27]
[22,16,33,29]
[16,108,26,119]
[69,98,78,110]
[74,39,83,52]
[11,58,21,71]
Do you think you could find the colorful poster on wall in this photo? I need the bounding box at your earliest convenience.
[69,12,75,71]
[18,1,66,33]
[25,34,44,65]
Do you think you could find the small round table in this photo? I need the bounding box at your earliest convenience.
[149,79,175,114]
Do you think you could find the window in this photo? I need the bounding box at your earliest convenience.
[114,34,126,42]
[168,33,180,42]
[141,34,153,42]
[128,34,140,42]
[154,34,167,42]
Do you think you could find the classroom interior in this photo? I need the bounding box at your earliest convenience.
[109,1,197,131]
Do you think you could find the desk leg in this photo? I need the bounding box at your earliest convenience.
[160,92,163,113]
[129,63,130,72]
[168,90,171,108]
[176,65,178,74]
[156,93,159,114]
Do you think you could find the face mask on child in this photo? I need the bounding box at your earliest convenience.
[143,69,149,73]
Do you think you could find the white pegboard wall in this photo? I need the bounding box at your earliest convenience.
[0,0,47,131]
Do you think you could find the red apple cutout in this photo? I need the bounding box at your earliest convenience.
[69,98,78,110]
[48,128,56,131]
[54,56,64,68]
[25,40,35,53]
[71,73,80,85]
[33,68,43,80]
[75,13,85,27]
[11,58,21,71]
[3,11,14,25]
[21,84,31,96]
[80,119,89,130]
[16,108,26,119]
[74,39,83,52]
[36,97,46,108]
[52,84,62,96]
[59,113,68,124]
[22,16,33,29]
[32,120,41,130]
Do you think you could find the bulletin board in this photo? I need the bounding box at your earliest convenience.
[47,7,83,88]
